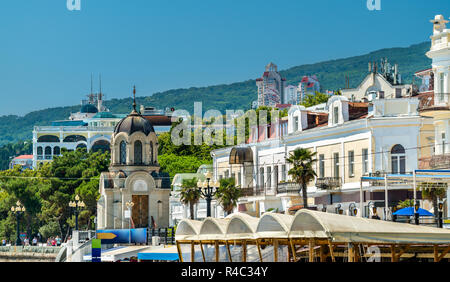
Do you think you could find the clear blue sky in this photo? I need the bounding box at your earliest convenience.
[0,0,449,115]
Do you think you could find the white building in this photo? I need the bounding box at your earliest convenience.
[212,95,434,219]
[284,85,298,105]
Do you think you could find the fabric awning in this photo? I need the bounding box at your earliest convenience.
[137,246,179,261]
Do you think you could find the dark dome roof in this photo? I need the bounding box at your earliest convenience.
[80,104,98,114]
[114,110,155,136]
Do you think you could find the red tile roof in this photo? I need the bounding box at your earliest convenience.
[14,155,33,160]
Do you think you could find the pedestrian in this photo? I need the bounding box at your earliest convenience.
[51,237,56,246]
[32,237,37,246]
[1,238,6,246]
[56,236,61,246]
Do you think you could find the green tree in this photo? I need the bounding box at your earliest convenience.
[419,182,447,217]
[179,178,201,220]
[397,199,414,209]
[286,148,317,209]
[301,91,331,108]
[215,178,241,216]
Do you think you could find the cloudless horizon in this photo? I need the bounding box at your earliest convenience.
[0,0,449,116]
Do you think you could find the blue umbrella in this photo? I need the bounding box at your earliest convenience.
[393,207,434,217]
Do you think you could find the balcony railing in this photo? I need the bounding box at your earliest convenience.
[430,154,450,169]
[315,177,342,190]
[276,182,301,195]
[240,186,274,197]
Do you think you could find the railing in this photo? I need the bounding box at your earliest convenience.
[34,126,115,132]
[77,230,96,243]
[315,177,342,190]
[240,187,268,197]
[419,93,450,111]
[276,182,301,195]
[148,227,176,245]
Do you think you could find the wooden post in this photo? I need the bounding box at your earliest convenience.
[215,241,220,262]
[390,245,396,262]
[256,240,263,262]
[348,243,354,263]
[437,245,450,262]
[289,239,297,262]
[226,241,233,262]
[434,245,439,263]
[199,241,206,262]
[242,240,247,262]
[273,239,279,262]
[309,239,315,262]
[328,241,335,262]
[176,242,183,263]
[191,242,195,262]
[320,245,327,262]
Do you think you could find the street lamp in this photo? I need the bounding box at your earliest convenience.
[349,203,357,216]
[126,201,134,243]
[69,195,85,231]
[197,171,220,218]
[11,201,25,246]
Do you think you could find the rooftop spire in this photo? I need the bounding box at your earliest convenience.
[132,85,137,113]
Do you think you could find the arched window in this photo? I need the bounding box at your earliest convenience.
[120,141,127,164]
[53,146,60,156]
[150,142,154,164]
[45,146,52,159]
[91,140,111,153]
[76,143,87,151]
[391,144,406,174]
[37,147,43,155]
[37,135,60,143]
[134,140,142,165]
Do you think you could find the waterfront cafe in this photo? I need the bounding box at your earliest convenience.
[175,210,450,262]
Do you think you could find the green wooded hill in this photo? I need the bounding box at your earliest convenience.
[0,41,431,146]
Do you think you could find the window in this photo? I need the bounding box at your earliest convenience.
[150,142,154,164]
[53,146,60,156]
[293,116,299,132]
[225,170,229,179]
[281,165,286,181]
[120,141,127,164]
[237,172,242,186]
[45,146,52,160]
[134,140,142,165]
[391,144,406,174]
[348,151,354,177]
[439,73,445,101]
[319,154,325,178]
[333,106,339,124]
[333,152,340,178]
[231,172,236,183]
[259,167,265,189]
[362,149,369,174]
[267,167,272,190]
[442,132,446,154]
[274,166,278,187]
[37,147,43,156]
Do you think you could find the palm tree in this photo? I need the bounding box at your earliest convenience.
[215,178,241,216]
[286,148,317,209]
[419,182,446,218]
[179,178,201,220]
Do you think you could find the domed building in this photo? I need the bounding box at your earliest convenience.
[97,87,170,230]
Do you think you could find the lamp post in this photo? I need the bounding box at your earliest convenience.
[197,172,220,218]
[11,201,25,246]
[69,195,85,231]
[126,201,134,243]
[335,203,342,215]
[414,201,420,225]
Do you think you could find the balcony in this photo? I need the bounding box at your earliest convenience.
[276,182,301,196]
[239,186,274,197]
[315,177,342,190]
[429,154,450,169]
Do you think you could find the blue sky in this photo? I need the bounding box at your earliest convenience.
[0,0,449,115]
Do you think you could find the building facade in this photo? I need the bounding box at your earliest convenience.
[97,91,171,230]
[32,95,174,168]
[256,62,286,107]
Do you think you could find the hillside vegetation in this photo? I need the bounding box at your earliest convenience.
[0,41,431,146]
